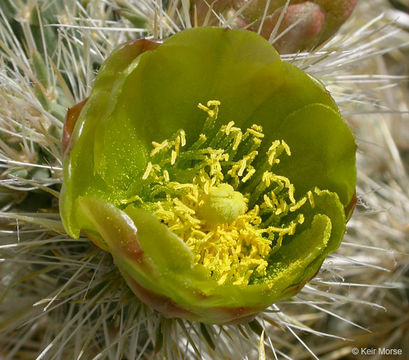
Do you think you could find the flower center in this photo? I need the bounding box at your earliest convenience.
[122,101,314,286]
[197,183,246,225]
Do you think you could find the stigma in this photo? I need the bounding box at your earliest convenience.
[197,183,247,226]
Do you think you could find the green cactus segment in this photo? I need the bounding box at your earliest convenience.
[60,27,356,323]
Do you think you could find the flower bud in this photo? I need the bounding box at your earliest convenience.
[194,0,358,53]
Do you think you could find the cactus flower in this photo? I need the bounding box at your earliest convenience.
[60,27,356,324]
[194,0,358,53]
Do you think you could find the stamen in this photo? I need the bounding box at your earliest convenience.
[232,131,242,151]
[282,140,291,156]
[222,121,235,135]
[289,197,307,212]
[163,170,170,182]
[197,103,215,117]
[246,126,264,138]
[174,135,181,155]
[242,168,256,183]
[134,100,312,286]
[308,190,315,208]
[207,100,221,107]
[191,133,207,150]
[142,161,153,180]
[171,150,177,165]
[151,139,169,157]
[179,130,186,147]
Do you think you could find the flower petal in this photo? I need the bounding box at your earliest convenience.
[61,41,159,237]
[273,103,356,208]
[263,188,346,299]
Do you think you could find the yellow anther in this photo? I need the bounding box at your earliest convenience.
[207,100,221,107]
[267,140,280,165]
[279,198,288,213]
[237,160,247,177]
[198,100,220,118]
[288,184,296,204]
[151,139,169,156]
[288,222,297,235]
[171,150,177,165]
[173,183,194,190]
[187,193,198,202]
[197,103,214,117]
[223,121,235,135]
[251,124,263,132]
[179,130,186,147]
[275,175,291,189]
[174,135,181,155]
[142,162,153,180]
[262,171,273,187]
[217,273,228,285]
[233,131,242,150]
[203,180,210,195]
[247,127,264,138]
[163,170,170,182]
[248,150,258,161]
[242,167,256,183]
[265,192,276,207]
[289,197,307,212]
[263,194,274,208]
[253,138,262,148]
[253,204,260,216]
[282,140,291,156]
[308,190,315,208]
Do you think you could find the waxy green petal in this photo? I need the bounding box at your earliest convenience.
[265,189,346,295]
[274,103,357,207]
[61,41,159,237]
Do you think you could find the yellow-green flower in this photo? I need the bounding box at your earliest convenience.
[60,27,356,324]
